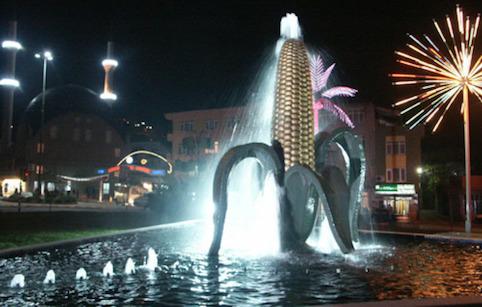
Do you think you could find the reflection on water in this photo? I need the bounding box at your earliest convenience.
[0,222,481,305]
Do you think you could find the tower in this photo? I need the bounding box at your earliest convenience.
[0,21,22,152]
[100,41,118,101]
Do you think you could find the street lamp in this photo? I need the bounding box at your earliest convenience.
[34,50,53,195]
[416,166,423,220]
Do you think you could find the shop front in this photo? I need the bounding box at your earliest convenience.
[375,183,418,221]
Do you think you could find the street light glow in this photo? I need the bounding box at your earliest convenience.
[100,92,117,100]
[416,167,423,175]
[102,59,118,67]
[2,40,22,50]
[0,78,20,88]
[44,51,53,61]
[35,51,54,61]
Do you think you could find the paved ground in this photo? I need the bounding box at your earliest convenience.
[370,219,482,234]
[364,218,482,243]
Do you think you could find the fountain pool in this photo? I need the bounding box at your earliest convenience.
[1,222,481,305]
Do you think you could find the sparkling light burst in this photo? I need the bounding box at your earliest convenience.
[391,5,482,132]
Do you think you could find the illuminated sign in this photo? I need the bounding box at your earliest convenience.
[375,184,416,195]
[151,169,166,176]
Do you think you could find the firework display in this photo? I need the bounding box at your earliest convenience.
[392,5,482,132]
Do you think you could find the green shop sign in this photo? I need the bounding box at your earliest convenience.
[375,184,416,195]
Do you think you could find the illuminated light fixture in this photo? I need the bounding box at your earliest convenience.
[100,92,117,100]
[416,167,423,175]
[140,158,148,165]
[125,156,134,164]
[102,59,118,67]
[35,51,53,61]
[2,40,22,50]
[100,41,118,101]
[43,51,53,61]
[0,78,20,88]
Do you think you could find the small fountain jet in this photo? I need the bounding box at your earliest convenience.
[43,269,55,284]
[209,14,365,255]
[103,261,114,277]
[10,274,25,288]
[76,268,88,280]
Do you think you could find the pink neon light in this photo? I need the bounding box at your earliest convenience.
[313,98,355,133]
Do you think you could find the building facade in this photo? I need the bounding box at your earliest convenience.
[23,112,124,198]
[165,107,243,164]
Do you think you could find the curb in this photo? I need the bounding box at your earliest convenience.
[0,219,201,258]
[360,229,482,244]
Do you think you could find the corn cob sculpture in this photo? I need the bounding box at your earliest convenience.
[209,15,365,256]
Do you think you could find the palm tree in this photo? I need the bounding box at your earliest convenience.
[310,55,357,132]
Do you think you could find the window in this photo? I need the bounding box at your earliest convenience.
[36,143,44,153]
[49,126,58,139]
[393,168,400,182]
[386,142,392,155]
[106,130,112,144]
[206,120,218,130]
[386,140,406,155]
[114,148,121,157]
[35,164,44,175]
[85,129,92,142]
[401,168,406,182]
[348,110,364,124]
[386,169,392,182]
[180,121,193,132]
[73,128,80,142]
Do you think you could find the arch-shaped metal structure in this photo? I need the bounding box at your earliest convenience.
[117,150,173,174]
[209,143,284,255]
[314,128,366,244]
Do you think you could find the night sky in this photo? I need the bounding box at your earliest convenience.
[1,0,482,128]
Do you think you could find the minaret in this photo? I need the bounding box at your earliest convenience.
[0,21,22,152]
[100,41,118,101]
[273,14,314,170]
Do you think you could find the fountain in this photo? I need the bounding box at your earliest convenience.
[209,13,365,255]
[43,270,55,284]
[124,257,136,275]
[75,268,87,280]
[144,248,158,271]
[9,274,25,288]
[1,13,480,307]
[102,261,114,277]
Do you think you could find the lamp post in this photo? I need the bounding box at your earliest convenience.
[416,166,423,221]
[34,51,53,195]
